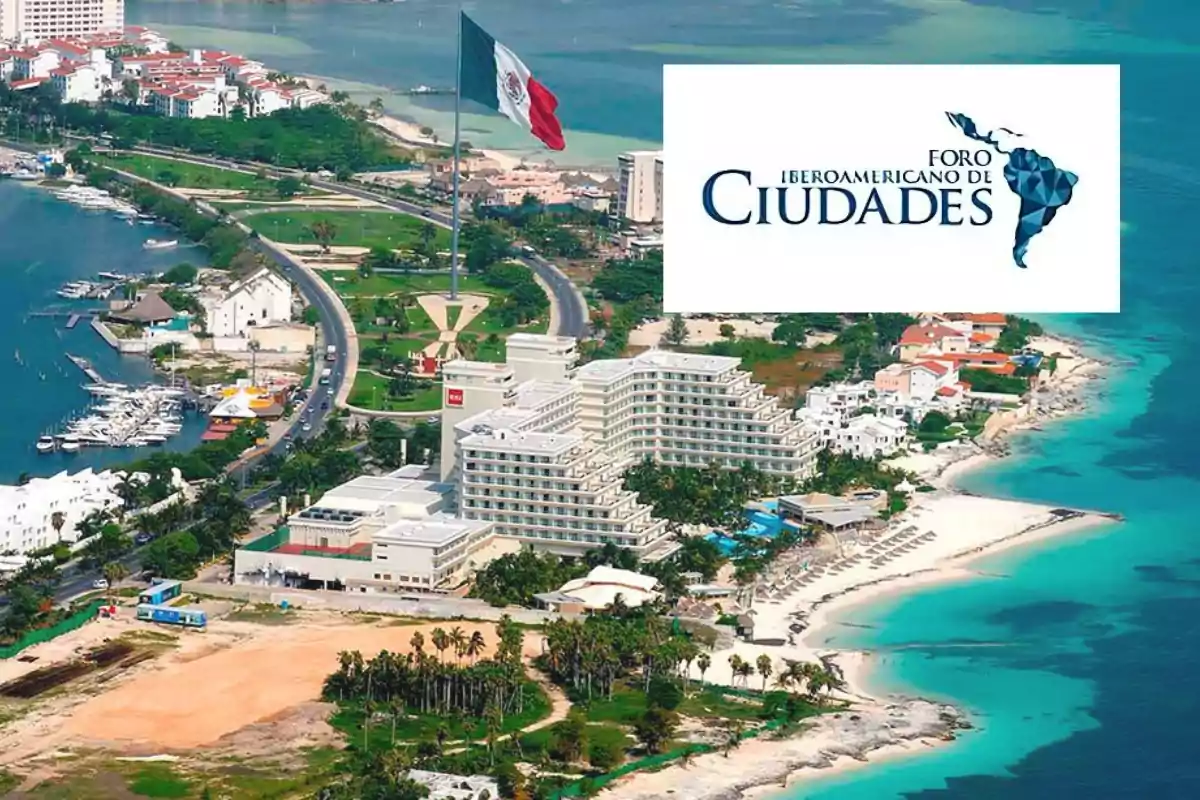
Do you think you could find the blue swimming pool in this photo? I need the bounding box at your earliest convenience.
[705,504,787,554]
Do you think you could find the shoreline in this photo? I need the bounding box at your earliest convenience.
[602,339,1114,800]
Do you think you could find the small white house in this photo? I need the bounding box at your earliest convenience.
[202,268,293,338]
[833,415,910,459]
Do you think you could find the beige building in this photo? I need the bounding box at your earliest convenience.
[0,0,123,41]
[615,150,663,224]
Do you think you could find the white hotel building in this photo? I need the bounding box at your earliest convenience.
[442,334,821,561]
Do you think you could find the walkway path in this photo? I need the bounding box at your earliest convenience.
[442,667,571,753]
[416,293,491,359]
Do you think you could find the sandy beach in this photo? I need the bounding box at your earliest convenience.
[603,342,1114,800]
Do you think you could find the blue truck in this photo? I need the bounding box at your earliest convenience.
[136,603,207,628]
[138,579,182,606]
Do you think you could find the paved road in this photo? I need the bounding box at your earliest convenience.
[130,146,590,339]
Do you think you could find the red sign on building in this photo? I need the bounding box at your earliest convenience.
[447,388,464,407]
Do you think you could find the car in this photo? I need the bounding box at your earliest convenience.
[421,209,433,217]
[425,415,438,424]
[92,578,109,590]
[134,533,151,545]
[321,400,330,410]
[302,423,312,432]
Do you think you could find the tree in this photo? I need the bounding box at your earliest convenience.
[276,176,304,199]
[719,323,736,339]
[50,511,66,540]
[550,710,588,763]
[103,561,130,594]
[633,706,678,754]
[918,411,952,434]
[140,530,201,579]
[310,220,338,252]
[756,654,773,692]
[696,653,711,684]
[161,262,198,285]
[589,739,623,770]
[662,313,689,347]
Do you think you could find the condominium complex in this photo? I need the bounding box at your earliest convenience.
[0,0,123,41]
[0,468,125,555]
[615,150,663,224]
[443,334,821,561]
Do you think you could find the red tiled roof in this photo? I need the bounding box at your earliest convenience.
[970,331,996,343]
[965,313,1006,324]
[9,78,44,89]
[46,39,89,55]
[936,386,959,397]
[913,361,950,376]
[899,323,963,346]
[200,430,231,441]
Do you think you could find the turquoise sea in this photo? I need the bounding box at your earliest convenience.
[0,182,208,483]
[44,0,1200,794]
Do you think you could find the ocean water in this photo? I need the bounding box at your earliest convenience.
[0,182,208,483]
[90,0,1200,795]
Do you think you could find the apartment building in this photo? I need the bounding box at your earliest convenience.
[0,0,123,41]
[615,150,663,224]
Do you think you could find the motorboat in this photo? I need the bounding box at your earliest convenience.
[143,239,178,250]
[60,441,81,453]
[35,436,55,453]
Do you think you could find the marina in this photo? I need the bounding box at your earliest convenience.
[51,185,139,216]
[36,380,187,453]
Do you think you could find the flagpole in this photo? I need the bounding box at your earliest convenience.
[448,6,464,302]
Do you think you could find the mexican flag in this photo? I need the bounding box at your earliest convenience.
[459,13,566,151]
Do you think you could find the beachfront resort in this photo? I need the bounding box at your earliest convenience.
[233,313,1080,596]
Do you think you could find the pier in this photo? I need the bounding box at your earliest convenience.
[65,353,104,384]
[66,314,81,329]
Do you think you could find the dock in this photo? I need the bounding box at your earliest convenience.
[65,353,104,384]
[66,314,80,329]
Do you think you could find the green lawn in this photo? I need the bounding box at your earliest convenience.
[252,210,450,251]
[348,372,442,412]
[446,304,462,330]
[319,270,496,299]
[92,153,264,191]
[464,305,550,336]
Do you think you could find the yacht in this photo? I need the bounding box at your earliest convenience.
[60,440,81,453]
[143,239,178,250]
[35,436,55,453]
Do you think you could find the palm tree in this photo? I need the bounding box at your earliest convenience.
[756,654,773,692]
[50,511,66,540]
[103,562,129,597]
[728,654,743,685]
[466,631,487,663]
[696,653,711,685]
[431,627,449,663]
[449,626,466,665]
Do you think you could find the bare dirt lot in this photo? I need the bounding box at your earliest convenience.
[0,608,546,768]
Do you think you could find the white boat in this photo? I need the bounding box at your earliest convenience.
[60,441,81,453]
[143,239,178,250]
[11,170,40,181]
[35,436,55,453]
